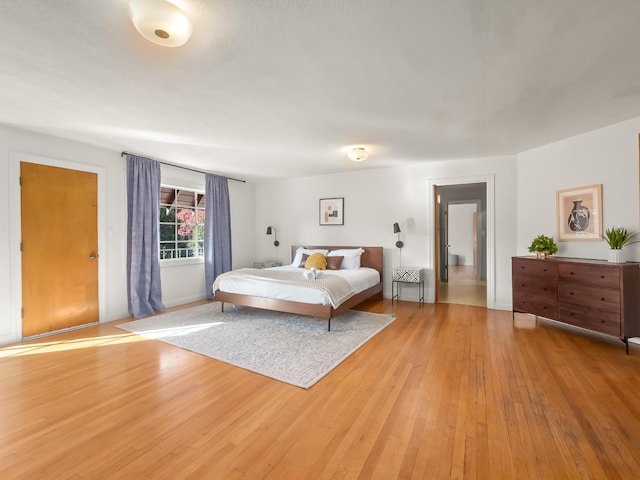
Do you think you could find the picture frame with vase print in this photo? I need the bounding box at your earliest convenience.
[556,184,602,241]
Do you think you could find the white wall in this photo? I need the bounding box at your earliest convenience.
[517,116,640,262]
[254,156,518,310]
[448,203,477,266]
[0,124,255,345]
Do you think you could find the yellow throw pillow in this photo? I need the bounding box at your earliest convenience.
[304,252,327,270]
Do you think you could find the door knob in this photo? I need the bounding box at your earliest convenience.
[89,252,98,260]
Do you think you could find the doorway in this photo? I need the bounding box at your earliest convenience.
[434,182,487,307]
[20,162,99,337]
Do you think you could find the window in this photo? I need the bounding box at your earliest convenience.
[159,186,205,260]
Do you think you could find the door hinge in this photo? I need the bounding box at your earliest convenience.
[19,176,22,186]
[21,308,24,318]
[20,242,23,252]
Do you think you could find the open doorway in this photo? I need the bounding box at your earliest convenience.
[435,183,487,307]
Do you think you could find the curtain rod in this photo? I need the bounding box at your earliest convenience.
[120,151,246,183]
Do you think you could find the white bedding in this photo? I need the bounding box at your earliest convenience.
[214,265,380,306]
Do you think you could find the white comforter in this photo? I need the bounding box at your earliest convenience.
[214,265,380,306]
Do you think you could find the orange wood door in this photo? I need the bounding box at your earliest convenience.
[21,162,99,337]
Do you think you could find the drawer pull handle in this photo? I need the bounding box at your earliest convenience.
[601,275,605,279]
[601,298,605,301]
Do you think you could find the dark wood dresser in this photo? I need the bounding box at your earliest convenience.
[512,256,640,353]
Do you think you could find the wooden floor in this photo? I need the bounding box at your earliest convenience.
[2,299,640,479]
[438,265,487,307]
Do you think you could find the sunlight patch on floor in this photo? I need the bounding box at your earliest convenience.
[0,332,147,358]
[125,322,225,339]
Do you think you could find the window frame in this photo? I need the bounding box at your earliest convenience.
[159,184,206,263]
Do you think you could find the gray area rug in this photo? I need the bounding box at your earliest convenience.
[116,303,395,388]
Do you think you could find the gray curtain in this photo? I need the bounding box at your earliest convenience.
[204,174,232,299]
[126,154,165,318]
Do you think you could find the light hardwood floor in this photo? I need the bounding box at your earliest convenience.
[438,265,487,307]
[1,299,640,479]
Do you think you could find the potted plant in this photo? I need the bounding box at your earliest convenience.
[528,234,558,259]
[603,226,638,263]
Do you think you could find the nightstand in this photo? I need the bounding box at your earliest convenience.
[392,267,424,303]
[253,260,282,269]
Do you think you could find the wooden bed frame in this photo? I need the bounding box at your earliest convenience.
[214,245,384,330]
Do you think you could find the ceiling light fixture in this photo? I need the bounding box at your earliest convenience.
[347,147,370,162]
[128,0,193,47]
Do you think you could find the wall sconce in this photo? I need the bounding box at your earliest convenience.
[393,222,404,248]
[266,226,279,246]
[128,0,193,47]
[347,147,370,162]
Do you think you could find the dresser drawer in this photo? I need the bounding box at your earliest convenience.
[558,283,620,314]
[513,274,557,293]
[558,304,621,337]
[512,258,557,279]
[558,263,619,289]
[513,291,557,319]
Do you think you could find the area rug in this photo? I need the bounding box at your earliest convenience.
[116,303,395,388]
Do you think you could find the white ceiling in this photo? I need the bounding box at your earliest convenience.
[1,0,640,182]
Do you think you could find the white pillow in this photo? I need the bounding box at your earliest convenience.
[291,248,329,267]
[328,248,364,257]
[327,248,364,270]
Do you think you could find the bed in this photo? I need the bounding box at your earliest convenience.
[213,245,384,330]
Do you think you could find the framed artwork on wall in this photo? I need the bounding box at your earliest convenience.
[556,184,603,241]
[319,197,344,225]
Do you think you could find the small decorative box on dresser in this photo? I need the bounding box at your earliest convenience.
[392,267,424,303]
[512,256,640,354]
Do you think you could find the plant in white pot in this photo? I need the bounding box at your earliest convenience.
[603,226,638,263]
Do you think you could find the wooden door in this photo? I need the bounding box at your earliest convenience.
[434,187,440,300]
[443,201,449,283]
[473,211,477,272]
[21,162,99,337]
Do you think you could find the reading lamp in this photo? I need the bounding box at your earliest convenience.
[393,223,404,248]
[266,226,279,246]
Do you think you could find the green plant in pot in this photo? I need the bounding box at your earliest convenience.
[528,234,558,259]
[604,226,638,263]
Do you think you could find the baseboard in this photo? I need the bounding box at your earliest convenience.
[163,294,208,308]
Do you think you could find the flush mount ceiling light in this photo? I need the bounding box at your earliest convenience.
[347,147,370,162]
[128,0,193,47]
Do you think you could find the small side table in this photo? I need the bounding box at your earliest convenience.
[253,260,282,269]
[392,267,424,303]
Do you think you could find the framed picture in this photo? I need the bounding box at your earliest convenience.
[556,184,603,241]
[319,197,344,225]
